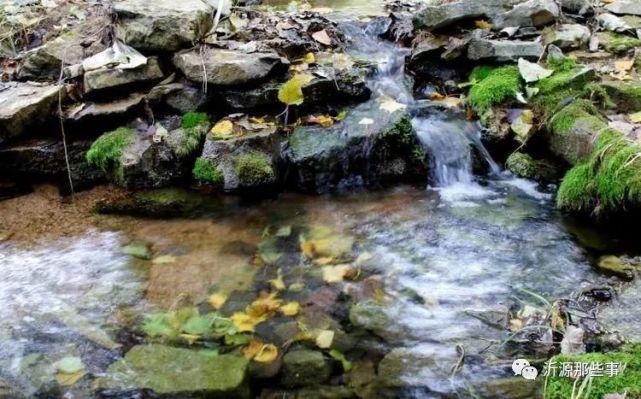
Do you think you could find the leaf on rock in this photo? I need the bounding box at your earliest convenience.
[278,74,314,106]
[231,312,265,332]
[315,329,335,349]
[322,265,353,283]
[242,338,264,359]
[379,96,407,113]
[615,59,635,73]
[211,119,235,139]
[475,20,493,30]
[280,301,301,316]
[247,293,283,317]
[179,333,201,345]
[518,58,553,83]
[254,344,279,363]
[269,270,286,291]
[311,30,332,46]
[208,293,228,310]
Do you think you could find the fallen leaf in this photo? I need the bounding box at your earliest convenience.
[314,115,334,128]
[518,58,553,83]
[475,20,493,30]
[316,330,335,348]
[379,96,407,113]
[358,118,374,125]
[269,271,286,291]
[231,312,265,332]
[615,59,635,73]
[303,52,316,64]
[311,30,332,46]
[247,293,283,318]
[208,293,228,310]
[322,265,353,283]
[179,333,201,345]
[55,371,86,386]
[254,344,279,363]
[152,255,176,265]
[278,74,314,106]
[211,120,234,138]
[242,338,264,359]
[280,301,301,316]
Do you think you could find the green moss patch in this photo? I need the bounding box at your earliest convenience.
[181,112,209,130]
[86,127,135,171]
[506,152,558,181]
[550,100,605,135]
[600,32,641,54]
[557,129,641,214]
[545,346,641,399]
[468,66,522,115]
[192,158,223,184]
[234,152,275,186]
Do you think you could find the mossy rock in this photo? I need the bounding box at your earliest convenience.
[597,255,636,281]
[193,157,224,185]
[96,188,221,217]
[597,32,641,54]
[281,350,330,388]
[545,346,641,399]
[233,152,276,187]
[468,66,522,116]
[557,128,641,215]
[532,67,597,118]
[601,81,641,113]
[506,152,559,181]
[86,127,136,172]
[98,345,249,397]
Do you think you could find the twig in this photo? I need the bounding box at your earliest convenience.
[58,60,75,204]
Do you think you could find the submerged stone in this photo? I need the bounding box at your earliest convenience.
[281,350,330,388]
[96,188,220,217]
[99,345,249,397]
[597,255,636,281]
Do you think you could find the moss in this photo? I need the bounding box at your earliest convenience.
[546,57,578,72]
[86,127,135,171]
[176,127,207,158]
[545,346,641,399]
[468,66,522,114]
[603,82,641,113]
[550,100,604,135]
[602,33,641,54]
[557,129,641,214]
[233,152,275,186]
[469,66,496,83]
[181,112,209,130]
[192,158,223,184]
[506,152,558,181]
[582,83,616,110]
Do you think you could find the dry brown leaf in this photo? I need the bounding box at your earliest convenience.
[311,30,332,46]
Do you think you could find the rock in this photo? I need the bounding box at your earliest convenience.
[493,0,560,30]
[98,345,249,397]
[597,255,636,281]
[284,101,426,193]
[600,281,641,342]
[598,13,633,33]
[281,350,330,388]
[67,93,146,123]
[464,306,510,329]
[506,152,559,181]
[596,32,641,54]
[17,20,108,80]
[560,325,586,355]
[601,81,641,113]
[0,82,61,144]
[83,57,164,94]
[114,0,213,52]
[198,122,280,191]
[560,0,593,14]
[0,138,104,190]
[543,24,591,49]
[606,0,641,16]
[146,82,205,113]
[468,39,545,62]
[476,377,542,398]
[413,0,522,31]
[96,188,221,217]
[348,301,406,342]
[174,48,287,86]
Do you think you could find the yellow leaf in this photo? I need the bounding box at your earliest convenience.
[278,74,313,106]
[280,301,301,316]
[311,30,332,46]
[322,265,352,283]
[152,255,176,265]
[242,338,264,359]
[315,330,335,349]
[180,333,200,345]
[55,371,86,386]
[211,120,234,138]
[475,20,493,29]
[247,293,282,318]
[208,293,228,310]
[315,115,334,128]
[314,256,336,266]
[249,116,265,124]
[379,96,407,113]
[303,52,316,64]
[269,272,286,291]
[254,344,279,363]
[231,312,265,332]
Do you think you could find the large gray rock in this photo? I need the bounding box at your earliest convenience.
[284,100,426,193]
[198,121,280,191]
[114,0,213,52]
[83,57,164,94]
[98,345,249,397]
[606,0,641,16]
[543,24,591,49]
[174,48,288,86]
[493,0,560,29]
[468,38,544,61]
[413,0,522,30]
[0,82,61,144]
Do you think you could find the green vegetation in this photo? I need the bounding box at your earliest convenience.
[603,82,641,113]
[532,65,597,119]
[550,100,604,135]
[86,127,135,171]
[506,152,557,181]
[181,112,209,129]
[546,57,578,72]
[468,66,522,115]
[545,345,641,399]
[192,158,224,184]
[234,153,275,186]
[602,33,641,54]
[557,129,641,214]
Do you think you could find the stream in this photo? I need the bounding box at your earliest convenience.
[0,2,635,399]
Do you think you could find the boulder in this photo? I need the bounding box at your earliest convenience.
[114,0,214,52]
[197,121,280,191]
[606,0,641,16]
[493,0,560,29]
[413,0,522,31]
[281,350,330,388]
[0,82,61,144]
[173,48,288,86]
[83,57,164,94]
[283,100,426,193]
[468,38,545,62]
[543,24,591,49]
[146,82,205,113]
[98,345,249,397]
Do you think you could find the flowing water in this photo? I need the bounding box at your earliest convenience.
[0,4,631,399]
